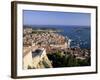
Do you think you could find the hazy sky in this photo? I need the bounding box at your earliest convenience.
[23,10,91,26]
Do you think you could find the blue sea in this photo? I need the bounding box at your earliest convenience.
[56,26,91,49]
[31,25,91,49]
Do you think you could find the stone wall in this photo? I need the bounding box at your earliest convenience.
[23,50,33,69]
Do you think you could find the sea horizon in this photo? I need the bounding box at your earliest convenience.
[23,24,90,28]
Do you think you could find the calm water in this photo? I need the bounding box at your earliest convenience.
[31,25,91,49]
[56,26,91,49]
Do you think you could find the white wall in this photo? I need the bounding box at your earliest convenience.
[0,0,100,80]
